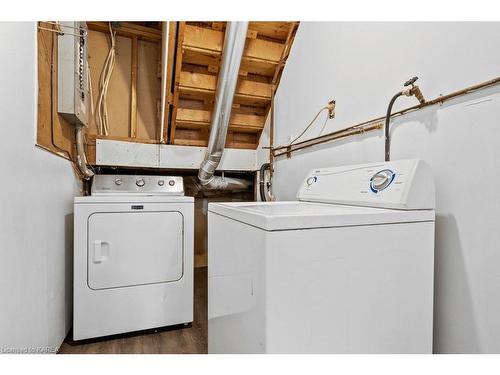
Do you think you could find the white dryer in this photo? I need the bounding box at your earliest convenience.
[74,175,193,340]
[208,159,435,353]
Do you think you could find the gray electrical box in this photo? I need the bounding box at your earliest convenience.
[57,21,89,127]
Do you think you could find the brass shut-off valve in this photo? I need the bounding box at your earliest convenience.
[402,76,426,104]
[326,100,336,119]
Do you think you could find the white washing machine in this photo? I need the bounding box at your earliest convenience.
[208,159,435,353]
[74,175,194,340]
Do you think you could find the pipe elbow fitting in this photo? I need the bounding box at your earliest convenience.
[75,126,94,180]
[411,86,426,104]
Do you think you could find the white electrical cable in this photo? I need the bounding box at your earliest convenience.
[289,106,328,145]
[96,22,116,136]
[102,23,116,135]
[87,61,96,131]
[289,101,336,146]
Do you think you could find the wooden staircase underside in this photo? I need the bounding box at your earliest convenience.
[168,21,299,149]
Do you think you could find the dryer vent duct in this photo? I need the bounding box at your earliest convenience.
[197,22,251,190]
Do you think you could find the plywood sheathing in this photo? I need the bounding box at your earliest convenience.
[85,22,163,162]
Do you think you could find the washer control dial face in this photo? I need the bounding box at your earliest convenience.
[136,178,146,187]
[370,169,395,193]
[306,176,318,186]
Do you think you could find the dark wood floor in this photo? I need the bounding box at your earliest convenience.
[59,267,207,354]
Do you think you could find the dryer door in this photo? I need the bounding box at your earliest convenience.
[87,211,183,290]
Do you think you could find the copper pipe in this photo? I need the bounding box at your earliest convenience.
[274,123,383,158]
[273,76,500,158]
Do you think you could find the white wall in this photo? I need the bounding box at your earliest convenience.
[272,22,500,353]
[0,23,80,352]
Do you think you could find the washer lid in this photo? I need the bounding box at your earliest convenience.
[208,201,434,231]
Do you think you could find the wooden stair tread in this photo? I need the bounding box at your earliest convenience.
[169,21,299,149]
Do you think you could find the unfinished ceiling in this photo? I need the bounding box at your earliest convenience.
[36,21,299,165]
[169,21,299,149]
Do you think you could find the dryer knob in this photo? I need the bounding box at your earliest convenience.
[115,178,123,186]
[136,178,145,187]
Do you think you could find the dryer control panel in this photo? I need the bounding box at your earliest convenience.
[298,159,435,210]
[91,175,184,196]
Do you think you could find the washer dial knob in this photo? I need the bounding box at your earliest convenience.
[136,178,146,187]
[370,169,395,193]
[306,176,317,186]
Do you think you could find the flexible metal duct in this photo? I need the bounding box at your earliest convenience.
[197,22,251,190]
[75,126,94,180]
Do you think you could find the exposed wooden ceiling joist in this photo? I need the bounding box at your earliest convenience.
[169,21,299,150]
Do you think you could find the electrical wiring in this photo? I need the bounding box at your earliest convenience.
[288,100,336,146]
[87,60,96,131]
[47,29,87,180]
[95,22,116,136]
[54,21,63,35]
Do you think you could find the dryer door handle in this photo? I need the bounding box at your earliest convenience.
[93,240,110,263]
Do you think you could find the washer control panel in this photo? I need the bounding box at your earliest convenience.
[306,176,318,186]
[369,169,395,193]
[298,159,435,210]
[91,175,184,196]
